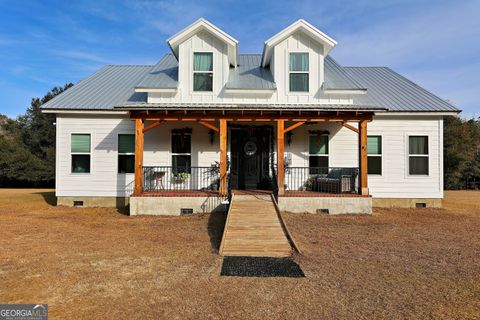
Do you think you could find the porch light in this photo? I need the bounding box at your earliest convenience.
[286,131,293,146]
[208,129,215,145]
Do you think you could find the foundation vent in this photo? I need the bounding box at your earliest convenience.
[415,203,427,208]
[73,201,84,207]
[181,208,194,215]
[317,209,329,214]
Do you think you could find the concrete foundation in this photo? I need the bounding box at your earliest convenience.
[129,196,227,216]
[57,196,129,208]
[278,197,372,214]
[372,198,442,208]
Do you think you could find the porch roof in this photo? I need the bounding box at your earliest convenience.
[114,102,386,112]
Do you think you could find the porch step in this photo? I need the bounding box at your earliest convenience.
[219,194,292,257]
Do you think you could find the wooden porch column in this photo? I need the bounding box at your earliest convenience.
[359,119,368,195]
[277,119,285,196]
[134,119,144,195]
[219,119,227,195]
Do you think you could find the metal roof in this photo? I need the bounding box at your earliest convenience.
[135,54,178,89]
[324,56,365,90]
[344,67,460,112]
[225,54,276,90]
[40,55,460,113]
[41,65,152,110]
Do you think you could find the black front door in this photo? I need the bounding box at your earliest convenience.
[231,126,271,189]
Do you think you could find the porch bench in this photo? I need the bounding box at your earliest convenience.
[309,168,358,194]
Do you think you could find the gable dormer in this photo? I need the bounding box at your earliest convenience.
[166,19,238,98]
[261,19,337,100]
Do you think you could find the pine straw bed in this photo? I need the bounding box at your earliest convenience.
[0,189,479,319]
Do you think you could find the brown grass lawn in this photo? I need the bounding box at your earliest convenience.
[0,189,479,319]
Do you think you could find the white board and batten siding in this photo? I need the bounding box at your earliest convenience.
[148,30,352,105]
[56,114,443,200]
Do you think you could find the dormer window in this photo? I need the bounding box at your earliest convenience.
[193,52,213,91]
[289,53,309,92]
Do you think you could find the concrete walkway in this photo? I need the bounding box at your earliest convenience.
[219,194,292,257]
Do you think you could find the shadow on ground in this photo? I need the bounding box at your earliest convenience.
[221,256,305,277]
[36,191,56,206]
[208,211,227,253]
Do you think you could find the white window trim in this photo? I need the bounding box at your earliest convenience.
[70,132,92,175]
[288,52,310,94]
[171,132,192,168]
[193,51,214,93]
[117,133,135,175]
[367,135,383,176]
[308,133,329,167]
[406,134,430,177]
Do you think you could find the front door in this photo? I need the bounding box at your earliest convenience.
[231,126,271,189]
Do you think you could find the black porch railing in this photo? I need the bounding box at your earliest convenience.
[143,166,220,192]
[284,167,359,194]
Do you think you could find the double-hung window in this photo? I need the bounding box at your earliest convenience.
[309,134,329,169]
[409,136,429,175]
[118,134,135,174]
[193,52,213,91]
[367,136,382,175]
[71,134,91,173]
[289,53,309,92]
[172,132,191,174]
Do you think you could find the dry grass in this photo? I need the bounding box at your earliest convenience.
[0,189,479,319]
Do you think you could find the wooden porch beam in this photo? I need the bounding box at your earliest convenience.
[142,120,163,133]
[134,119,144,195]
[277,119,285,196]
[198,121,219,132]
[219,119,227,195]
[336,121,359,134]
[130,116,372,122]
[284,121,305,133]
[358,120,368,195]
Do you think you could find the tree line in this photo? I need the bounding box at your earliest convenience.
[0,85,479,189]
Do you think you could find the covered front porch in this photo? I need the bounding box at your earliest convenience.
[127,108,373,215]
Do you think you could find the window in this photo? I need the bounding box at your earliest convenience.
[309,135,329,169]
[289,53,309,92]
[71,134,91,173]
[172,132,191,174]
[193,52,213,91]
[367,136,382,175]
[118,134,135,173]
[409,136,429,175]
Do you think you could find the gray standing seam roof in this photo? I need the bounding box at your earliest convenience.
[135,54,178,89]
[226,54,276,90]
[40,54,460,113]
[41,65,152,110]
[323,56,365,90]
[344,67,460,112]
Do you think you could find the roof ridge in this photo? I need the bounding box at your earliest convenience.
[344,66,389,69]
[105,64,154,67]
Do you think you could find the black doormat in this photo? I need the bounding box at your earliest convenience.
[221,256,305,278]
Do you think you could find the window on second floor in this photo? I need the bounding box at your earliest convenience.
[193,52,213,91]
[289,52,309,92]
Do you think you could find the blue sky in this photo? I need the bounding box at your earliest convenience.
[0,0,478,118]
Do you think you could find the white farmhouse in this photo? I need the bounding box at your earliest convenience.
[42,19,460,215]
